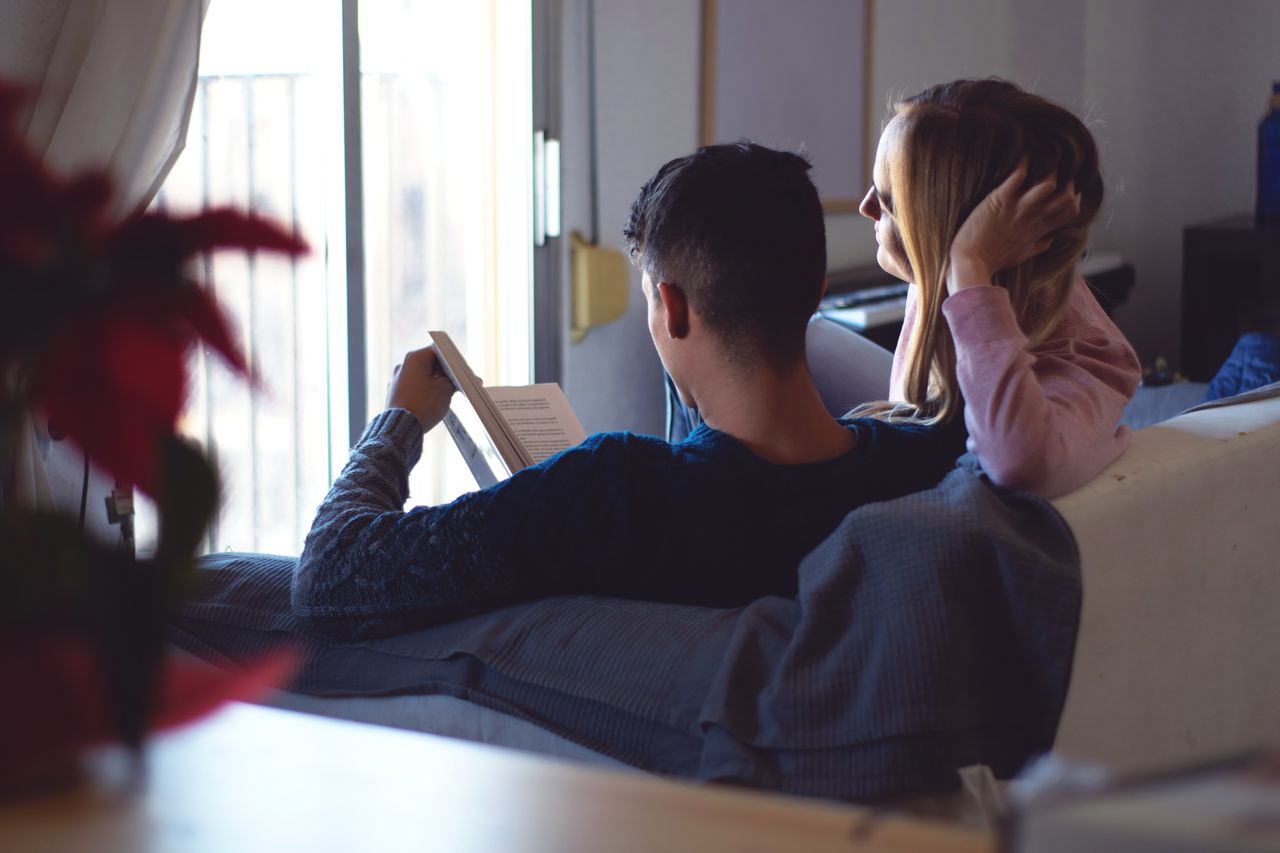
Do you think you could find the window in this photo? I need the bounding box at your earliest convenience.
[152,0,536,554]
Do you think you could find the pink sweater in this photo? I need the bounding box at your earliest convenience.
[889,279,1141,498]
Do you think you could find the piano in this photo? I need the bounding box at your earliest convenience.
[818,253,1134,351]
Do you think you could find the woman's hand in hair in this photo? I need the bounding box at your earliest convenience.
[946,161,1082,295]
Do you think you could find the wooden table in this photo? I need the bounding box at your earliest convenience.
[0,703,993,852]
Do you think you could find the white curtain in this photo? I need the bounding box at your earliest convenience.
[0,0,208,516]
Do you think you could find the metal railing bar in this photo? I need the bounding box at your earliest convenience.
[199,79,219,553]
[243,76,261,549]
[342,0,368,448]
[289,74,303,545]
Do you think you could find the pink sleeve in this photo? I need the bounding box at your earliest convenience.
[942,279,1142,497]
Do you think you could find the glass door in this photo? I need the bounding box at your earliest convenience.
[152,0,537,554]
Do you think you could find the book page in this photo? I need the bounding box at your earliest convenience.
[486,384,588,464]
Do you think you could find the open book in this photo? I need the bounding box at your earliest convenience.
[429,331,588,488]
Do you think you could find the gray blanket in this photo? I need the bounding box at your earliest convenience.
[171,464,1081,801]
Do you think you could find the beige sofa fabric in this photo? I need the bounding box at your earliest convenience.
[1052,395,1280,771]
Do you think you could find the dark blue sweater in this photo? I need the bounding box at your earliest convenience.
[294,409,961,640]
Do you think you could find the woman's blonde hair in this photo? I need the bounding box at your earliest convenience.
[864,78,1103,425]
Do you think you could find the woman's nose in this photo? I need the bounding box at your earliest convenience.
[858,186,879,221]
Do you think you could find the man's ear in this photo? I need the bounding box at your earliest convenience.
[656,282,689,339]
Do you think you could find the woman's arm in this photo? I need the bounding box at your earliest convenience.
[930,165,1140,495]
[944,279,1141,496]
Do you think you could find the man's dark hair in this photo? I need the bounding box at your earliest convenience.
[623,141,827,368]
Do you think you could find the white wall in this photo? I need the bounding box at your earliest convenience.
[559,0,1280,435]
[558,0,702,436]
[1082,0,1280,365]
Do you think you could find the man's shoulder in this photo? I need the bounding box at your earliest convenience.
[576,430,672,453]
[838,414,932,440]
[538,430,675,469]
[840,414,965,459]
[497,430,688,506]
[839,414,966,481]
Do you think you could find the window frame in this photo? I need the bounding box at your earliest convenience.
[339,0,561,449]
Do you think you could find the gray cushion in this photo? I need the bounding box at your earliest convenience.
[171,466,1081,802]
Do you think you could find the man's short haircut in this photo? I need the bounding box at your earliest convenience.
[623,141,827,368]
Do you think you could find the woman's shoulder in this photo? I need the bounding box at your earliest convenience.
[1046,275,1140,356]
[842,413,968,455]
[1040,274,1118,330]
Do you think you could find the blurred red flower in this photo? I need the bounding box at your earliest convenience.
[0,78,307,775]
[33,211,307,492]
[0,634,298,780]
[0,81,308,493]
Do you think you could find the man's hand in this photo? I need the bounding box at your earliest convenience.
[947,161,1082,295]
[386,346,456,431]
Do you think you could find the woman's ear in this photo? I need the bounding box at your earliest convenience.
[656,282,689,339]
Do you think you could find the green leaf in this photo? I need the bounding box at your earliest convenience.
[154,436,218,566]
[0,511,95,632]
[151,435,220,608]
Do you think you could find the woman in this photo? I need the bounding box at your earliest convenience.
[857,78,1141,496]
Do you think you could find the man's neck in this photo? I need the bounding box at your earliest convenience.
[691,359,855,465]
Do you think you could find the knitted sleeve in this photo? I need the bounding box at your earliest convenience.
[293,409,536,640]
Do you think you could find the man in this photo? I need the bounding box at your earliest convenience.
[294,142,959,640]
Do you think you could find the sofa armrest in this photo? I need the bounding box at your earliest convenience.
[1051,395,1280,770]
[805,316,894,417]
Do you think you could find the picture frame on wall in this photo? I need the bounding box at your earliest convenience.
[700,0,873,213]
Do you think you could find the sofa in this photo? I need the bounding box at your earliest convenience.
[807,315,1280,774]
[174,317,1280,795]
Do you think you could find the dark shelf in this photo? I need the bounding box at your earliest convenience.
[1181,215,1280,381]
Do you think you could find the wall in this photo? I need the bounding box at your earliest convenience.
[845,0,1280,370]
[558,0,702,436]
[829,0,1019,269]
[559,0,1280,435]
[1082,0,1280,365]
